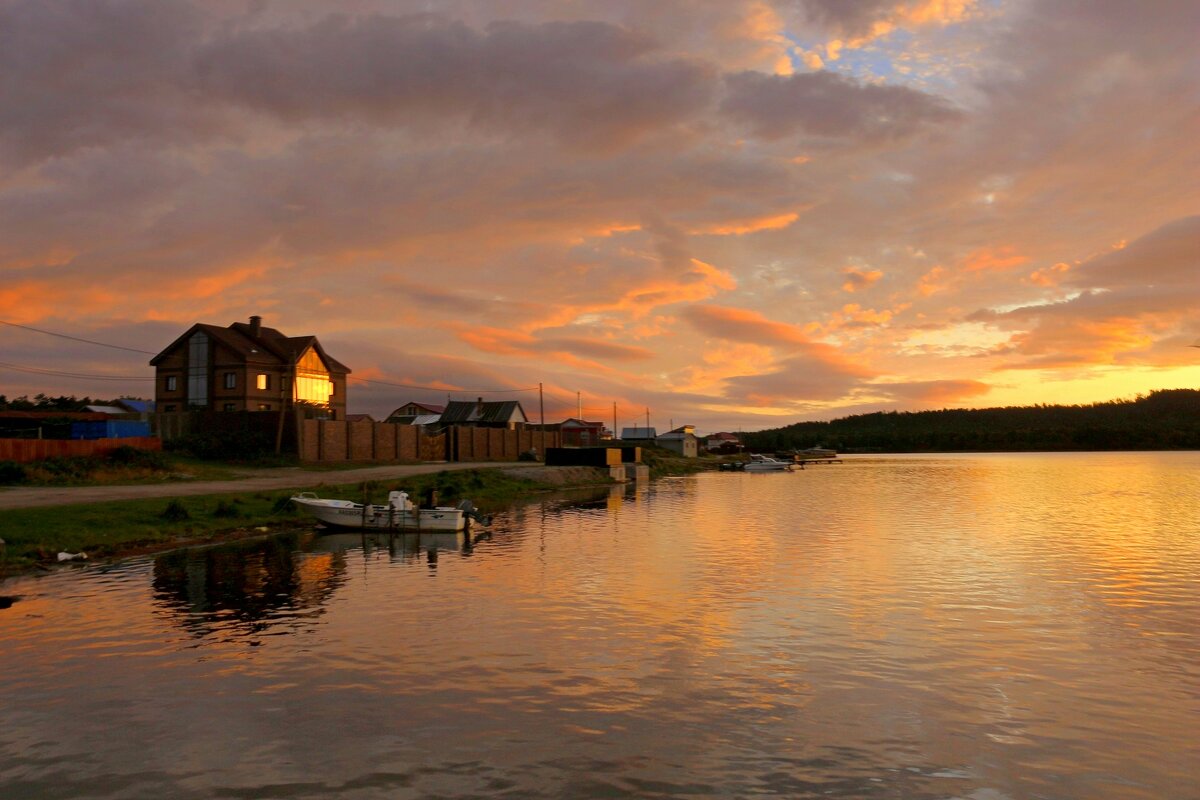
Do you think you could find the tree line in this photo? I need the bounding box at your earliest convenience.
[742,389,1200,453]
[0,394,137,412]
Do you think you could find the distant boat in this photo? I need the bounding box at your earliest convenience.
[290,491,487,532]
[743,454,797,472]
[800,446,837,459]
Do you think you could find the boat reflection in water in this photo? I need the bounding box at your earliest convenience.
[309,528,494,569]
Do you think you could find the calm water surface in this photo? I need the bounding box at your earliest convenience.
[1,453,1198,799]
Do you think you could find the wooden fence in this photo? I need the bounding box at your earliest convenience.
[0,436,162,463]
[297,420,561,463]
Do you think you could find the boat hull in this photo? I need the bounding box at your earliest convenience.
[291,497,468,531]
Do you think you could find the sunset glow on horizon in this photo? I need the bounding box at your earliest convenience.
[1,0,1197,431]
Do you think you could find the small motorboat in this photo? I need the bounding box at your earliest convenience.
[742,454,797,472]
[290,490,487,532]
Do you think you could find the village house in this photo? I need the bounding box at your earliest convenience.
[620,426,658,444]
[385,401,446,424]
[150,315,350,419]
[704,431,742,453]
[439,398,528,429]
[559,418,607,446]
[657,425,699,457]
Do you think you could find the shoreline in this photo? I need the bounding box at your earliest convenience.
[0,462,698,578]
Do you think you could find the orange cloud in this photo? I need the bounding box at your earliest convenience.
[0,280,57,322]
[961,246,1029,272]
[997,318,1153,369]
[1026,261,1071,287]
[682,304,811,347]
[842,266,883,293]
[693,212,800,236]
[916,265,947,296]
[880,379,992,403]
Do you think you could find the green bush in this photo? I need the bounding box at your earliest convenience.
[212,499,242,519]
[160,500,190,522]
[0,461,27,485]
[107,446,170,470]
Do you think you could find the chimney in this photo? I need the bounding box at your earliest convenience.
[477,396,485,417]
[249,315,262,337]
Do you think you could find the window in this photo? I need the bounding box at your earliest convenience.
[164,404,177,412]
[166,376,177,392]
[257,373,269,391]
[293,347,332,406]
[258,403,271,411]
[224,372,236,389]
[187,332,209,407]
[223,403,236,412]
[329,381,336,396]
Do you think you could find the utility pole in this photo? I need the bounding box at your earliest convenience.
[613,402,617,440]
[539,382,545,459]
[577,391,581,419]
[645,407,650,435]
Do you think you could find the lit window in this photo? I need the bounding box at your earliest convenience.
[329,381,336,396]
[293,347,332,406]
[224,372,236,389]
[258,403,271,411]
[257,374,269,390]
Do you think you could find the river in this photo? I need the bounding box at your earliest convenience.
[1,452,1198,799]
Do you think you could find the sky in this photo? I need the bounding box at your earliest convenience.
[1,0,1197,432]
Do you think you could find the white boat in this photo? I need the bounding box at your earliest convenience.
[800,446,837,459]
[743,454,797,472]
[290,490,484,532]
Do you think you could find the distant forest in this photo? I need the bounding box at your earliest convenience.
[0,394,125,412]
[742,389,1200,453]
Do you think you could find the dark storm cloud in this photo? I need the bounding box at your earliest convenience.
[195,15,718,150]
[0,0,213,166]
[721,70,960,141]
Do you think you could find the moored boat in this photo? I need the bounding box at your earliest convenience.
[290,490,486,532]
[743,454,797,472]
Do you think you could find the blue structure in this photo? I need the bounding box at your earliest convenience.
[70,420,152,440]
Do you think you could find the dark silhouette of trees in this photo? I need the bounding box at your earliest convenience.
[743,390,1200,452]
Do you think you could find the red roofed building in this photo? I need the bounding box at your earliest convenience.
[150,315,350,419]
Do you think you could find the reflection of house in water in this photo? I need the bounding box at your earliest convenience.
[152,534,347,637]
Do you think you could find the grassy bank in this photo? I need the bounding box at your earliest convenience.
[0,467,601,574]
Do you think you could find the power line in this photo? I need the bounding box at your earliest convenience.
[0,319,157,355]
[0,360,154,381]
[346,375,539,394]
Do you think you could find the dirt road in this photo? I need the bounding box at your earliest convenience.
[0,462,507,510]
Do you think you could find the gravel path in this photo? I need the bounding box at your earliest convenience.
[0,462,509,510]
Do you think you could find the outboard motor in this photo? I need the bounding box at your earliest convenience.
[388,491,413,511]
[456,499,491,527]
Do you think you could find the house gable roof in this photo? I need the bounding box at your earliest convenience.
[440,400,527,424]
[150,319,350,374]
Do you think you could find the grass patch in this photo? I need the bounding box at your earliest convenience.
[0,467,563,572]
[0,449,245,487]
[0,489,305,570]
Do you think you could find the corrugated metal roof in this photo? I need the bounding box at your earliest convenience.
[620,427,657,439]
